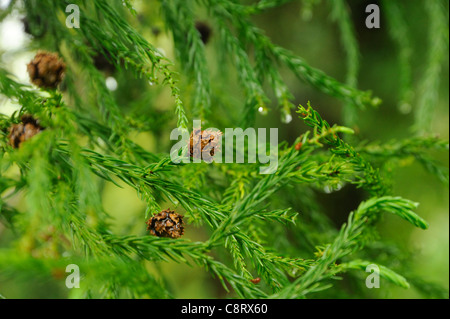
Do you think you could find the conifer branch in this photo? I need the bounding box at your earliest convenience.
[329,0,360,126]
[272,196,427,298]
[0,0,447,300]
[383,0,414,112]
[414,0,448,134]
[298,102,387,196]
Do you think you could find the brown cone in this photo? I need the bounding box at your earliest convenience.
[27,51,66,89]
[8,115,43,149]
[146,209,184,239]
[188,129,222,162]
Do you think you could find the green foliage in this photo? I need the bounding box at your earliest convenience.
[0,0,448,299]
[414,0,448,134]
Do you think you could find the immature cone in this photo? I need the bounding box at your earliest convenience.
[195,21,212,44]
[146,209,184,239]
[22,16,47,38]
[188,129,222,162]
[8,115,43,149]
[27,51,66,89]
[93,53,116,76]
[151,26,161,37]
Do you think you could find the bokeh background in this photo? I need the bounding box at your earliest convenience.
[0,0,448,298]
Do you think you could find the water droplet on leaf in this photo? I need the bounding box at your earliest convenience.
[282,112,292,124]
[399,102,411,114]
[105,76,118,91]
[258,106,268,115]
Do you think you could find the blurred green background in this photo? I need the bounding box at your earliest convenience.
[0,0,448,298]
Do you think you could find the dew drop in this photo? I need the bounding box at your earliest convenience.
[323,182,343,193]
[105,76,118,91]
[258,106,268,115]
[399,102,411,114]
[323,185,332,194]
[0,0,11,10]
[282,112,292,124]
